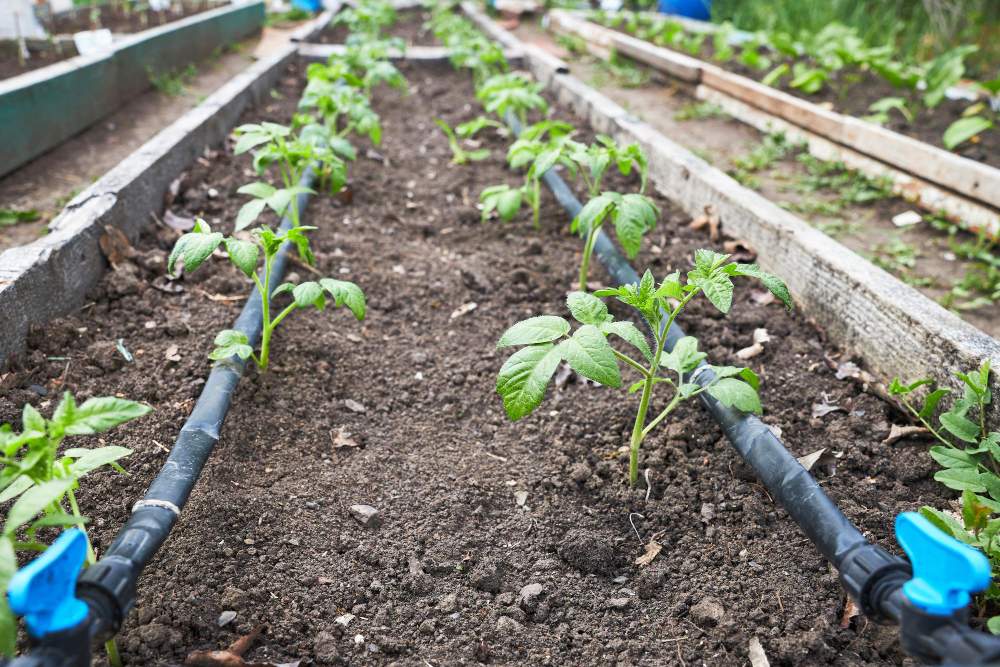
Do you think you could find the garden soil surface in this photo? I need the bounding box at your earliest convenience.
[0,57,959,667]
[47,0,226,36]
[316,9,439,46]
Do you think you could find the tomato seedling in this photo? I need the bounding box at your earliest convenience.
[436,119,490,164]
[572,191,659,291]
[496,251,791,485]
[0,393,150,663]
[168,219,366,371]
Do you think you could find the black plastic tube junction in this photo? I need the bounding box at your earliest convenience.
[517,114,1000,665]
[3,176,316,667]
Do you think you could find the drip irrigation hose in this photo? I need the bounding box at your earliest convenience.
[507,112,1000,664]
[3,173,316,667]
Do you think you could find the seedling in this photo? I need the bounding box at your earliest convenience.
[496,251,791,485]
[168,219,366,371]
[436,119,490,164]
[476,73,548,126]
[943,116,994,150]
[573,192,658,291]
[889,361,1000,632]
[0,393,150,662]
[863,97,913,126]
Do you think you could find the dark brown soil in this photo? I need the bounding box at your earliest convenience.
[316,8,440,46]
[0,58,955,666]
[605,23,999,168]
[0,41,77,80]
[46,0,225,36]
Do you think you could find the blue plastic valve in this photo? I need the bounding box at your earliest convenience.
[895,512,992,615]
[7,529,89,637]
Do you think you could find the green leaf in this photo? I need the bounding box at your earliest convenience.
[661,336,706,375]
[496,344,562,420]
[556,325,621,387]
[572,193,616,235]
[4,477,76,535]
[0,476,33,504]
[600,321,653,362]
[236,182,277,199]
[496,188,522,220]
[233,131,271,155]
[929,445,979,469]
[919,506,977,544]
[566,292,611,325]
[0,537,15,656]
[62,397,150,436]
[919,388,951,419]
[27,513,88,536]
[941,410,981,443]
[65,445,132,476]
[728,263,793,309]
[209,329,253,362]
[988,616,1000,635]
[943,116,993,150]
[168,227,224,275]
[934,467,987,492]
[708,378,762,414]
[235,199,268,232]
[613,194,658,259]
[223,238,259,277]
[21,404,45,434]
[497,316,570,348]
[293,281,326,310]
[318,279,366,320]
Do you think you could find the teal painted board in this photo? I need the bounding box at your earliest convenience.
[0,1,265,177]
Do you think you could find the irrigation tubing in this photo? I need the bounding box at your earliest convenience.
[3,173,316,667]
[506,111,1000,664]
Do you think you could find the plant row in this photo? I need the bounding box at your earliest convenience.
[587,10,997,153]
[0,0,408,661]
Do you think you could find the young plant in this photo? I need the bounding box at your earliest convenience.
[496,251,791,485]
[572,192,658,291]
[168,219,366,371]
[476,72,548,126]
[0,393,150,662]
[569,135,648,199]
[435,119,490,164]
[889,361,1000,631]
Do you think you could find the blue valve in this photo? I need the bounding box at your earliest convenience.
[896,512,992,615]
[7,529,89,637]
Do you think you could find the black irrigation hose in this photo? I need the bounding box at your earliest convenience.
[509,114,1000,664]
[5,174,316,667]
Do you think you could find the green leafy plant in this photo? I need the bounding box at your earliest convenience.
[476,72,548,126]
[863,97,913,126]
[0,393,150,662]
[435,119,490,164]
[889,361,1000,631]
[943,115,994,150]
[789,61,828,94]
[923,45,978,108]
[572,192,658,291]
[168,219,366,371]
[0,208,40,227]
[496,251,791,485]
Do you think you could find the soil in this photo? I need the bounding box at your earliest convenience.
[601,20,999,168]
[46,0,226,37]
[0,58,962,667]
[315,8,440,46]
[514,19,1000,338]
[0,41,77,81]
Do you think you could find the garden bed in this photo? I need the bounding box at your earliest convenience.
[315,7,439,45]
[46,0,228,36]
[0,55,954,666]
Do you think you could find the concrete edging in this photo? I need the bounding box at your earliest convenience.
[0,0,267,178]
[0,45,297,368]
[546,9,1000,232]
[463,2,1000,417]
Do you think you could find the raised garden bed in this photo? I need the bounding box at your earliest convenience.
[3,3,1000,666]
[45,0,229,36]
[314,6,439,45]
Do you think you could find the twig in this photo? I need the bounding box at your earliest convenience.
[644,468,652,502]
[628,512,644,544]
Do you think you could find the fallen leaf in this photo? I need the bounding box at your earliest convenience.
[164,209,195,232]
[151,275,185,294]
[723,239,756,262]
[883,424,930,445]
[811,402,844,418]
[99,225,135,268]
[736,343,764,360]
[164,344,181,363]
[835,361,861,380]
[839,596,860,629]
[796,448,827,471]
[217,611,237,627]
[450,302,478,319]
[196,289,245,303]
[689,204,720,241]
[514,490,528,507]
[184,625,288,667]
[748,637,770,667]
[635,539,662,567]
[331,427,360,448]
[750,290,775,306]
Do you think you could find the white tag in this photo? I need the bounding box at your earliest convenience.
[72,29,113,55]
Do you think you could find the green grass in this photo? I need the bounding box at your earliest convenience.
[0,208,40,227]
[673,101,730,122]
[711,0,999,76]
[147,63,198,97]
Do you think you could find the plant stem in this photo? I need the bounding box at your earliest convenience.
[253,253,275,371]
[578,224,599,291]
[67,490,123,667]
[532,178,541,230]
[612,350,649,377]
[628,324,666,486]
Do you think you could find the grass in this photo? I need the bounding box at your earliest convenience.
[673,101,730,122]
[147,63,198,97]
[711,0,1000,76]
[589,49,651,89]
[0,208,40,227]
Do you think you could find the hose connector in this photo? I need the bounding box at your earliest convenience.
[7,530,88,639]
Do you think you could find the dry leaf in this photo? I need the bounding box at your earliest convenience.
[689,204,720,241]
[635,539,662,567]
[797,448,827,471]
[344,399,366,414]
[723,239,756,262]
[811,402,843,418]
[450,302,478,319]
[748,637,770,667]
[750,290,775,306]
[164,344,181,363]
[883,424,930,445]
[331,427,360,448]
[151,275,184,294]
[164,209,195,232]
[99,225,135,268]
[839,596,860,629]
[514,490,528,507]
